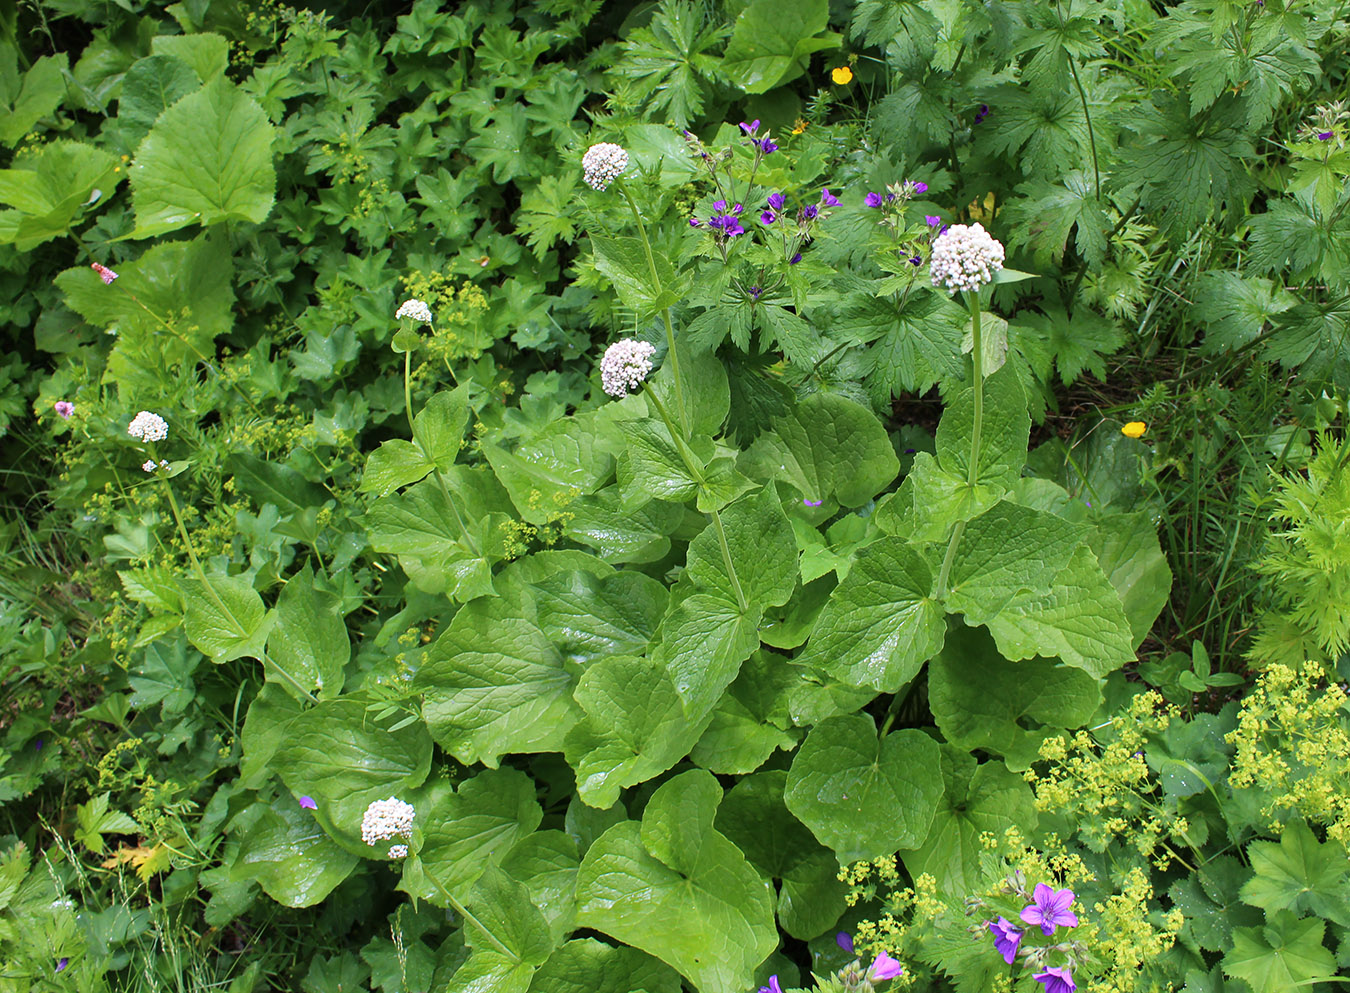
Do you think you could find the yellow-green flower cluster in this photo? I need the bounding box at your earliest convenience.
[1226,661,1350,841]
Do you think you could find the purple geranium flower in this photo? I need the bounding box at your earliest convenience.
[804,498,823,507]
[713,199,728,211]
[789,252,802,264]
[740,119,761,136]
[988,917,1023,964]
[749,286,762,301]
[975,103,990,123]
[299,796,317,810]
[761,210,777,225]
[56,958,69,973]
[865,192,883,207]
[710,214,746,237]
[1034,966,1077,993]
[925,215,942,227]
[913,181,928,194]
[732,203,744,215]
[1021,883,1079,935]
[867,951,904,982]
[1318,131,1333,140]
[767,192,785,210]
[801,204,819,220]
[909,255,922,265]
[820,188,840,206]
[838,932,854,953]
[755,137,778,153]
[757,977,782,993]
[54,401,74,419]
[689,217,702,227]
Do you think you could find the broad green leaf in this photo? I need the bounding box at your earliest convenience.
[417,600,580,766]
[716,771,847,940]
[485,422,604,526]
[929,625,1101,771]
[1240,820,1350,926]
[238,683,301,789]
[684,485,796,608]
[416,385,470,469]
[1223,912,1337,993]
[565,489,683,564]
[564,654,710,809]
[1088,512,1172,647]
[445,951,533,993]
[620,418,701,504]
[227,454,328,515]
[118,55,201,140]
[723,0,840,93]
[265,565,348,700]
[150,33,228,82]
[944,502,1090,624]
[416,768,542,897]
[591,234,680,313]
[534,570,667,663]
[461,866,556,968]
[690,694,796,775]
[130,76,276,237]
[650,343,731,439]
[500,832,580,943]
[784,714,944,862]
[0,140,121,249]
[985,544,1136,677]
[741,392,900,506]
[272,699,432,855]
[936,362,1030,490]
[231,800,358,907]
[899,745,1037,895]
[360,439,433,497]
[796,537,945,692]
[179,572,273,663]
[657,593,761,719]
[0,51,67,147]
[528,938,681,993]
[884,453,1005,543]
[128,634,198,715]
[575,771,777,992]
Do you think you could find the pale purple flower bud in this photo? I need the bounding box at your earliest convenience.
[299,796,317,809]
[90,262,118,284]
[54,401,74,419]
[761,210,776,225]
[867,951,904,981]
[820,188,840,206]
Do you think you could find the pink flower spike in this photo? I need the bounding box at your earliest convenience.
[54,401,74,419]
[299,796,317,810]
[867,951,904,981]
[90,262,118,284]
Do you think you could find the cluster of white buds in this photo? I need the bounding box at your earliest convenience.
[127,410,168,442]
[582,143,629,191]
[600,339,656,397]
[141,459,170,473]
[395,298,433,324]
[361,797,415,858]
[929,222,1005,293]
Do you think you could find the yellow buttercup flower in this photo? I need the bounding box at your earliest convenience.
[831,66,853,85]
[1121,421,1147,438]
[791,118,808,135]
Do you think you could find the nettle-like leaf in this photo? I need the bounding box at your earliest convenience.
[130,76,276,237]
[983,85,1089,178]
[928,625,1101,771]
[784,714,943,863]
[1240,820,1350,926]
[1192,271,1299,354]
[1003,171,1110,266]
[610,0,728,128]
[575,770,777,992]
[852,290,966,401]
[795,537,945,693]
[722,0,839,94]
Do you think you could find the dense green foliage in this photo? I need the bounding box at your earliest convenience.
[1,0,1349,991]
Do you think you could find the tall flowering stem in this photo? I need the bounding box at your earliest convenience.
[935,292,984,599]
[646,389,749,613]
[617,181,688,435]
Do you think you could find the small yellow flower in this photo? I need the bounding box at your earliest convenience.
[791,118,808,135]
[831,66,853,85]
[1121,421,1147,438]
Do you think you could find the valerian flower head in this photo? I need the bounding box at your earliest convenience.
[142,460,157,473]
[90,262,118,284]
[1034,966,1077,993]
[1021,883,1079,935]
[54,401,74,419]
[361,797,415,846]
[388,844,409,859]
[127,410,168,442]
[600,339,657,397]
[930,221,1005,293]
[988,917,1023,964]
[582,142,629,191]
[395,298,433,324]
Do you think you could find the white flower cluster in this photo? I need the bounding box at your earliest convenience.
[141,459,170,473]
[600,339,656,397]
[930,222,1005,293]
[361,797,415,852]
[127,410,168,442]
[582,143,629,191]
[387,844,409,859]
[395,298,433,324]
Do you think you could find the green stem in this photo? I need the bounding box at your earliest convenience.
[618,182,688,434]
[404,349,479,556]
[647,390,748,613]
[161,477,317,704]
[935,293,986,599]
[424,873,515,960]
